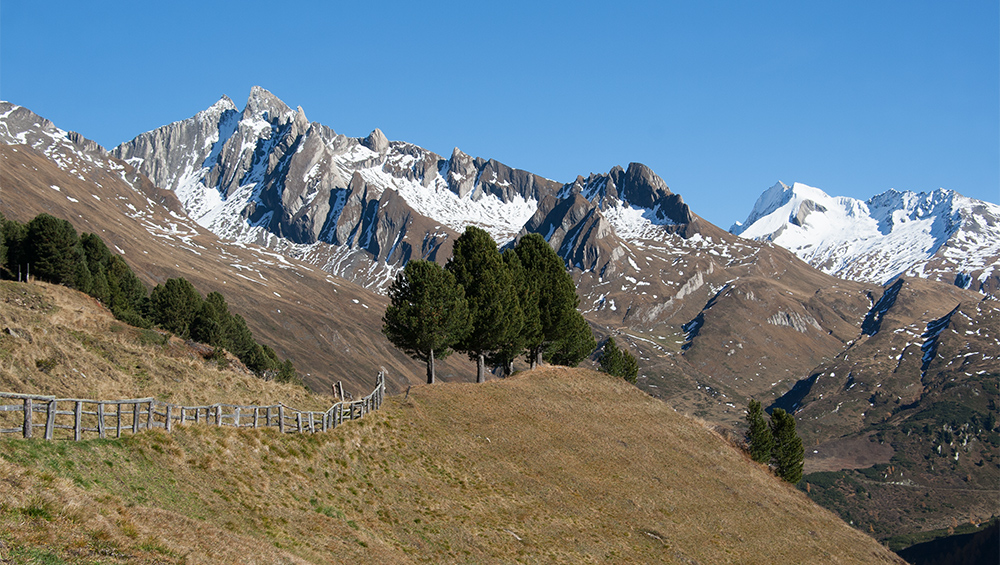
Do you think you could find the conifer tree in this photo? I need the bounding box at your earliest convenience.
[745,399,774,464]
[598,336,638,382]
[485,250,537,377]
[1,215,28,281]
[514,233,588,368]
[149,277,202,338]
[446,227,523,383]
[383,260,471,383]
[25,213,89,289]
[546,310,597,368]
[105,255,149,327]
[770,408,804,483]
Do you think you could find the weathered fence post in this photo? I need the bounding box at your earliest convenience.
[74,400,83,441]
[278,406,285,433]
[145,401,154,430]
[97,402,106,439]
[296,412,303,433]
[45,400,56,440]
[234,407,241,428]
[115,403,123,438]
[22,398,32,439]
[215,405,222,426]
[165,404,172,433]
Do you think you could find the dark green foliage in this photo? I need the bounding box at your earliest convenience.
[745,399,774,464]
[276,359,300,384]
[88,263,111,305]
[225,313,274,375]
[770,408,804,483]
[25,213,90,289]
[597,337,638,381]
[485,250,536,376]
[545,310,596,367]
[149,278,202,338]
[104,256,149,326]
[2,213,294,380]
[514,233,589,367]
[383,260,472,383]
[2,215,28,280]
[446,227,523,382]
[190,300,223,346]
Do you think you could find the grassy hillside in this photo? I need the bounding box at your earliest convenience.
[0,282,903,564]
[0,281,328,409]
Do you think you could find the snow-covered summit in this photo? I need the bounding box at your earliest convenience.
[731,182,1000,293]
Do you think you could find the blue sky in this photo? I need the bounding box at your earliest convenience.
[2,1,997,227]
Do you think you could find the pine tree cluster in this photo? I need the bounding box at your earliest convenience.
[1,212,297,383]
[382,229,597,383]
[745,399,804,484]
[598,337,639,383]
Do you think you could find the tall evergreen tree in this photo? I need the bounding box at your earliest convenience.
[547,312,597,368]
[598,336,638,381]
[446,227,523,383]
[383,260,472,383]
[514,233,586,368]
[149,277,202,338]
[105,255,149,327]
[745,399,774,464]
[25,213,89,289]
[770,408,804,483]
[485,250,536,376]
[2,215,28,281]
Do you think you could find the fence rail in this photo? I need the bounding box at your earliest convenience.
[0,372,385,441]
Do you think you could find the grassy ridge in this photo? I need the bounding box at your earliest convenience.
[0,282,904,563]
[1,372,904,563]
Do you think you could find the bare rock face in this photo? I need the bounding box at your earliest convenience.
[517,161,702,278]
[446,147,478,199]
[111,88,473,290]
[362,128,389,153]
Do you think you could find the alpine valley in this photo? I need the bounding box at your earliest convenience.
[1,87,997,549]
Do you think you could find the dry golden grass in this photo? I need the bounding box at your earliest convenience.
[1,361,905,563]
[0,281,330,411]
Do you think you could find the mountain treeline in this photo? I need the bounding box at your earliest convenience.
[383,228,597,383]
[0,212,297,383]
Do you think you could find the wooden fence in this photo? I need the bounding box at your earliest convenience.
[0,372,384,441]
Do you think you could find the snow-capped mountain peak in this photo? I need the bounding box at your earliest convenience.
[731,182,1000,293]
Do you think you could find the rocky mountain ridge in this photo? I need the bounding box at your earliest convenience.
[731,181,1000,294]
[109,87,703,293]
